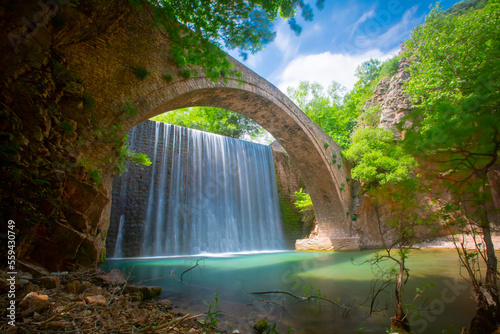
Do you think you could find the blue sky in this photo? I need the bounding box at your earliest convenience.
[228,0,462,93]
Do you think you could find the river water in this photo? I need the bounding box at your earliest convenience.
[102,249,476,333]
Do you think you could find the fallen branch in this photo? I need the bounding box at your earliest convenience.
[181,257,207,282]
[249,290,351,311]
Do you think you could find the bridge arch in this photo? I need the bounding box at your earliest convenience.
[56,0,358,249]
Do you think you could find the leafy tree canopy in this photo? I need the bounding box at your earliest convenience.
[342,55,401,122]
[152,107,266,140]
[442,0,489,16]
[354,58,381,86]
[138,0,324,81]
[403,0,500,183]
[343,128,417,187]
[287,81,359,149]
[402,2,500,325]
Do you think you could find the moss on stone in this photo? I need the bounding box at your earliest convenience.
[279,194,304,248]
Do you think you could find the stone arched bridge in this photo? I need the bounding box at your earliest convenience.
[1,0,358,270]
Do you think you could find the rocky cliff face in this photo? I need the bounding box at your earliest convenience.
[362,57,413,139]
[0,0,131,270]
[351,57,500,248]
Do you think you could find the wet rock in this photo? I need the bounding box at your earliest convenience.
[17,278,30,286]
[254,318,269,333]
[123,285,162,300]
[20,292,50,312]
[128,292,143,302]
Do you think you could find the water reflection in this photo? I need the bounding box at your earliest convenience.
[102,250,475,333]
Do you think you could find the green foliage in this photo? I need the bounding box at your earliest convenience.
[279,195,306,245]
[337,162,342,169]
[346,176,351,182]
[442,0,488,16]
[124,103,138,118]
[323,141,329,150]
[132,66,149,80]
[138,0,323,82]
[254,319,280,334]
[379,55,401,79]
[202,293,220,330]
[287,81,358,149]
[402,1,500,226]
[82,91,95,112]
[359,105,381,128]
[88,168,103,187]
[179,68,192,79]
[343,128,417,187]
[123,100,138,117]
[293,188,313,213]
[60,121,74,135]
[354,58,381,85]
[99,248,106,263]
[303,284,325,299]
[403,4,500,318]
[152,107,266,139]
[343,55,400,126]
[162,73,173,82]
[403,1,500,174]
[115,134,152,174]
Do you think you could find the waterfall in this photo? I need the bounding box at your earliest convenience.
[114,214,125,258]
[109,120,286,257]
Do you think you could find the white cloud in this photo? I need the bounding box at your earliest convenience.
[349,5,377,38]
[354,6,421,51]
[275,49,396,93]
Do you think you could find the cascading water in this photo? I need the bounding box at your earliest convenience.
[108,120,286,257]
[114,214,125,258]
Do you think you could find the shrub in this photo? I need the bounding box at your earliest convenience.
[132,66,149,80]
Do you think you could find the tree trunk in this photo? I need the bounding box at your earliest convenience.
[468,217,500,333]
[391,260,411,333]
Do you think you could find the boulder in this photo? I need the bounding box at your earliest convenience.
[123,285,162,300]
